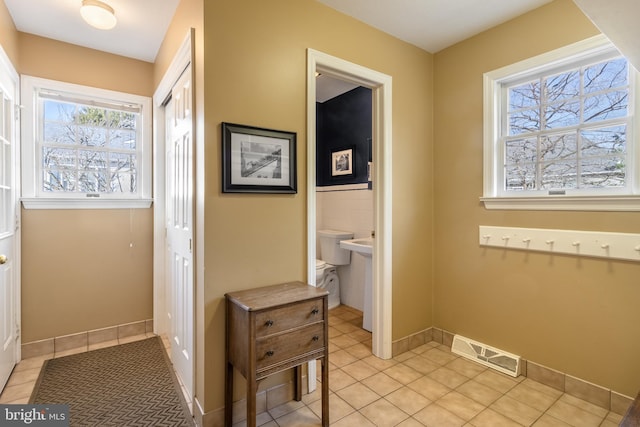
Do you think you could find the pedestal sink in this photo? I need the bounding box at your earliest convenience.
[340,238,373,332]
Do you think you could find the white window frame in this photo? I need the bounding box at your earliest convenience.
[21,75,152,209]
[481,35,640,211]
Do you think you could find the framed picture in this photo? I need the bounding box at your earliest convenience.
[222,122,297,193]
[331,148,353,176]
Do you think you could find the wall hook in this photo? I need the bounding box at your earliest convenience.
[572,241,580,247]
[545,240,554,245]
[601,243,610,249]
[522,238,531,243]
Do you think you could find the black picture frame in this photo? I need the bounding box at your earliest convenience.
[222,122,297,194]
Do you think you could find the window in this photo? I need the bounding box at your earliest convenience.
[482,35,640,211]
[21,76,152,209]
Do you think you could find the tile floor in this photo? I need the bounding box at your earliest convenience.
[0,308,627,427]
[236,305,624,427]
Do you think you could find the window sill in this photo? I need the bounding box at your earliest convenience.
[21,198,153,210]
[480,195,640,211]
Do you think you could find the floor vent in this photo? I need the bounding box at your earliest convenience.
[451,335,521,377]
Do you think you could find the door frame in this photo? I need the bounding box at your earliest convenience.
[152,30,194,390]
[306,49,393,360]
[0,44,20,371]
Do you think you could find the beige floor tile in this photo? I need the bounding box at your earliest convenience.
[490,395,543,426]
[308,392,355,424]
[360,398,410,426]
[118,333,148,344]
[0,382,34,403]
[350,329,372,343]
[332,334,360,349]
[385,386,431,415]
[544,399,604,427]
[330,411,376,426]
[410,343,434,355]
[413,403,466,427]
[521,378,564,399]
[393,351,416,363]
[6,367,40,387]
[428,367,470,389]
[328,326,343,339]
[88,339,119,351]
[332,321,361,334]
[436,391,485,421]
[455,379,503,407]
[531,413,573,426]
[556,393,608,418]
[342,360,379,381]
[274,406,321,427]
[361,354,397,371]
[506,382,559,412]
[343,343,372,360]
[328,368,357,392]
[469,408,523,427]
[474,370,521,394]
[421,348,458,366]
[361,372,403,396]
[395,417,426,427]
[232,411,274,427]
[336,382,380,410]
[268,399,304,419]
[408,376,452,401]
[301,386,322,405]
[330,349,358,368]
[603,411,623,424]
[54,347,87,358]
[14,355,51,372]
[402,354,440,375]
[383,363,423,385]
[445,357,487,378]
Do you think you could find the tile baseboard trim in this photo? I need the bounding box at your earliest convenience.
[21,319,153,359]
[398,327,633,415]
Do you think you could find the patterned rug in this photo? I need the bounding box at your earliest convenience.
[30,336,194,426]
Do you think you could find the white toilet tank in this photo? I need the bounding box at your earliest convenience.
[318,229,353,265]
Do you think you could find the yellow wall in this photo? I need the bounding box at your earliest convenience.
[0,0,17,65]
[18,34,155,342]
[201,0,434,412]
[433,0,640,397]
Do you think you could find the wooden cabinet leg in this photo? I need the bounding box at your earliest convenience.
[294,365,302,401]
[225,362,233,426]
[247,376,257,427]
[321,357,329,426]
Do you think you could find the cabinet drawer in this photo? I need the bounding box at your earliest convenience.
[255,299,324,337]
[256,322,325,370]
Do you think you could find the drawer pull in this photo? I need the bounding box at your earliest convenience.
[264,320,274,327]
[312,335,320,342]
[265,350,274,357]
[311,308,319,315]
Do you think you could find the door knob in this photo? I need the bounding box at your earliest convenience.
[0,255,6,265]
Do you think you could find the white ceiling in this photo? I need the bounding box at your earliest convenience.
[315,0,553,53]
[4,0,180,63]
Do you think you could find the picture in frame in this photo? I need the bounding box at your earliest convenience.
[222,122,297,193]
[331,148,353,176]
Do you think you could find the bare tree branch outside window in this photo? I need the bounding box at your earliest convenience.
[504,57,628,192]
[41,99,138,195]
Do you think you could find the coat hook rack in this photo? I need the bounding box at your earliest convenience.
[479,226,640,262]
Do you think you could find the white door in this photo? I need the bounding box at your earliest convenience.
[165,65,194,400]
[0,51,18,391]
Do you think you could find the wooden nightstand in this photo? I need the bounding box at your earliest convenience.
[225,281,329,427]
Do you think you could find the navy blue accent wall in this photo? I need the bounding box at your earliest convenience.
[316,86,372,187]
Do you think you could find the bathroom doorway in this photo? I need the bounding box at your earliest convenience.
[306,49,393,362]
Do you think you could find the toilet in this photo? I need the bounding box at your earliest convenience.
[317,229,353,309]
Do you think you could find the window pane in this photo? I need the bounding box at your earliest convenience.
[581,125,626,158]
[79,150,107,171]
[544,100,580,129]
[110,130,136,149]
[78,171,108,192]
[43,123,75,145]
[43,170,76,192]
[43,147,76,170]
[77,107,107,126]
[111,172,136,193]
[509,109,540,134]
[43,100,75,123]
[581,157,625,188]
[505,137,537,163]
[540,133,577,162]
[541,161,577,189]
[506,162,536,190]
[584,58,627,93]
[509,81,540,110]
[108,110,136,129]
[544,70,580,102]
[584,90,628,123]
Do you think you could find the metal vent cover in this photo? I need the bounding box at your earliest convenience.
[451,334,521,377]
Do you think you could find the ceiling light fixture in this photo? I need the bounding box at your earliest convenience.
[80,0,117,30]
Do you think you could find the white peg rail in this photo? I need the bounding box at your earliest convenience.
[479,226,640,262]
